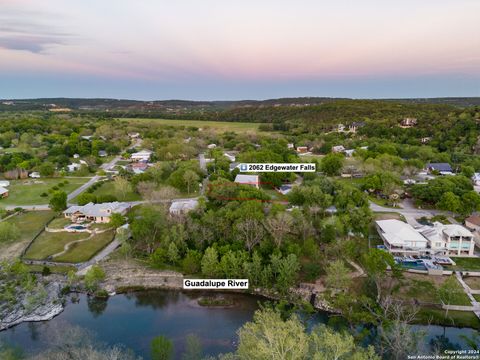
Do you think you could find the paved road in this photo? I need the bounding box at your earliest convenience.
[67,175,100,202]
[369,201,437,227]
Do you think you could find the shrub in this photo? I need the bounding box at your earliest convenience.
[41,266,51,276]
[51,185,59,191]
[40,192,48,197]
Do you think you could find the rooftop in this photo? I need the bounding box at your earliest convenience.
[235,174,259,185]
[64,202,130,217]
[376,219,427,246]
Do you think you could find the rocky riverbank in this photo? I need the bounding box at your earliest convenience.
[0,281,64,331]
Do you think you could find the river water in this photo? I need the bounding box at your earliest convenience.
[0,290,478,359]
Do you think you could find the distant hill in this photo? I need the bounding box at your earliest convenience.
[1,96,479,113]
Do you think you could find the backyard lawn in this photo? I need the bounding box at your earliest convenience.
[0,210,55,259]
[23,220,116,263]
[54,230,115,263]
[447,257,480,271]
[121,118,266,133]
[0,177,90,206]
[24,231,88,260]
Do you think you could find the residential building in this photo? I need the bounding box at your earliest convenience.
[224,153,236,162]
[419,223,475,257]
[348,122,365,133]
[344,149,355,157]
[0,180,10,187]
[131,150,153,162]
[400,117,418,127]
[426,163,453,175]
[278,184,292,195]
[29,172,41,178]
[287,143,295,149]
[229,163,239,172]
[67,163,82,172]
[421,137,431,144]
[73,154,80,159]
[336,124,345,132]
[465,215,480,233]
[128,162,149,174]
[0,187,9,198]
[98,150,108,157]
[375,220,429,255]
[207,144,217,149]
[234,174,260,189]
[128,132,140,139]
[472,173,480,186]
[64,202,131,223]
[296,146,309,154]
[332,145,345,153]
[169,199,199,214]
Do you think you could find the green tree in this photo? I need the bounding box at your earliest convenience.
[109,212,126,228]
[182,250,202,274]
[84,265,106,293]
[166,242,180,265]
[325,260,352,292]
[321,153,344,176]
[38,162,55,177]
[201,247,220,277]
[151,335,173,360]
[49,190,67,212]
[183,169,200,194]
[437,191,461,213]
[236,308,309,360]
[76,192,97,205]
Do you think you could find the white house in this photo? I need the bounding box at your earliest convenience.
[0,180,10,187]
[64,202,131,223]
[224,153,236,162]
[169,199,199,215]
[234,174,260,189]
[375,220,429,255]
[344,149,355,157]
[128,132,140,139]
[29,172,41,178]
[472,173,480,186]
[332,145,345,153]
[207,144,217,149]
[287,143,295,149]
[73,154,80,159]
[131,150,153,162]
[419,223,476,257]
[67,163,82,172]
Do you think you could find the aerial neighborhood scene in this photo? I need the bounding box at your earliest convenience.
[1,0,480,359]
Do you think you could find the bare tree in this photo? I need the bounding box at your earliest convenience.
[264,212,293,247]
[114,177,132,200]
[236,219,265,252]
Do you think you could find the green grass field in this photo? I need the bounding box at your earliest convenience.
[91,180,142,202]
[0,177,90,206]
[6,211,55,243]
[24,231,87,260]
[121,118,266,133]
[447,257,480,271]
[54,230,115,263]
[0,210,55,259]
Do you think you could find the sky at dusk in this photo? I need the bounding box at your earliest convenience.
[0,0,479,100]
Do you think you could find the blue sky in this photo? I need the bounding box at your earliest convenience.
[0,0,479,100]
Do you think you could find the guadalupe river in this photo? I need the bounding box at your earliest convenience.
[0,290,478,359]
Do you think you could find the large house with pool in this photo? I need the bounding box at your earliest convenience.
[64,202,131,223]
[376,219,476,257]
